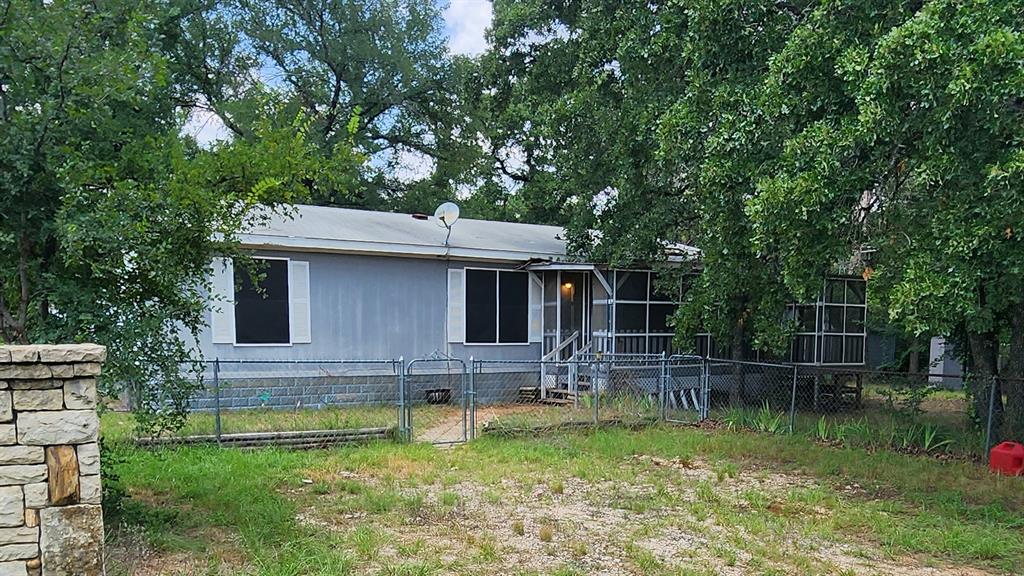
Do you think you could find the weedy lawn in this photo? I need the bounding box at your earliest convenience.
[104,425,1023,576]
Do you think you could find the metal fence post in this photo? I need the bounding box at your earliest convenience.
[397,356,406,442]
[213,358,222,443]
[592,361,599,425]
[468,358,476,441]
[401,358,412,442]
[700,358,710,421]
[789,365,799,434]
[659,352,668,422]
[460,360,468,442]
[985,375,997,460]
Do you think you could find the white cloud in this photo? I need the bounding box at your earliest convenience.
[182,107,231,148]
[444,0,492,56]
[392,147,437,184]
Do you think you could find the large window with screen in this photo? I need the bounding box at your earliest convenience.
[610,270,679,355]
[820,277,866,364]
[465,269,529,344]
[234,258,290,344]
[784,277,867,365]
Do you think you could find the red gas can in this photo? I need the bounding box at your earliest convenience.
[989,441,1024,476]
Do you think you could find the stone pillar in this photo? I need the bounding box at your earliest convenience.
[0,344,105,576]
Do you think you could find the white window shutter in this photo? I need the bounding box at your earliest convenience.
[447,268,465,343]
[529,272,543,343]
[289,260,312,344]
[210,258,235,344]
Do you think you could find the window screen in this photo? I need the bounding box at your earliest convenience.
[822,335,844,364]
[498,272,528,343]
[234,259,290,344]
[648,304,676,333]
[465,269,529,344]
[615,271,648,301]
[465,269,497,344]
[615,304,647,333]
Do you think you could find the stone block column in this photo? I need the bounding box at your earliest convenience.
[0,345,105,576]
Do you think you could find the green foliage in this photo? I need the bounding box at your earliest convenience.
[722,403,786,434]
[0,0,361,435]
[174,0,472,211]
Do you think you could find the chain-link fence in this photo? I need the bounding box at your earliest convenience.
[986,375,1024,458]
[124,359,402,447]
[111,354,1012,461]
[469,354,710,437]
[708,362,1004,461]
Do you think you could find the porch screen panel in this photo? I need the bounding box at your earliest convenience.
[499,271,529,343]
[465,270,497,343]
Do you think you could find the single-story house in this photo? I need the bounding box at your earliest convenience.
[196,204,869,368]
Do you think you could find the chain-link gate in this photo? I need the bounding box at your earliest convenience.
[469,359,598,437]
[403,357,468,444]
[664,355,707,423]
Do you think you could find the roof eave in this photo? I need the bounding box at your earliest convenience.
[238,234,567,263]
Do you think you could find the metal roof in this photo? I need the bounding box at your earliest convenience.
[239,205,571,262]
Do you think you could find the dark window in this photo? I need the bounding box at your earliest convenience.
[498,272,528,343]
[649,273,678,302]
[615,271,648,300]
[794,305,816,332]
[846,280,866,304]
[844,336,865,364]
[465,269,497,344]
[822,335,844,364]
[845,307,865,333]
[648,304,676,333]
[825,280,845,303]
[465,269,529,344]
[235,259,290,344]
[615,303,647,333]
[791,335,815,363]
[823,306,844,332]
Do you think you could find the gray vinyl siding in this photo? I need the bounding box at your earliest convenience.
[197,250,541,363]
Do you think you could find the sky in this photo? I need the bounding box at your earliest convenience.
[184,1,494,146]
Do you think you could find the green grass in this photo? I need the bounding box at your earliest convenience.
[105,424,1024,575]
[103,405,403,440]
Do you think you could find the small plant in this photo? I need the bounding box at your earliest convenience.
[550,480,564,495]
[838,418,873,446]
[752,402,785,434]
[440,491,459,508]
[921,424,953,454]
[722,407,747,431]
[512,519,525,536]
[569,540,588,559]
[815,416,830,442]
[539,524,555,542]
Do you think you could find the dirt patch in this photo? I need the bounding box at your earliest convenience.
[105,525,249,576]
[416,404,557,444]
[292,457,1000,576]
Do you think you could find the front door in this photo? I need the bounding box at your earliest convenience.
[542,271,590,358]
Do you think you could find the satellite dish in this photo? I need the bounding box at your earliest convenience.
[434,202,460,228]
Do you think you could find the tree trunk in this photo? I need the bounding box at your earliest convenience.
[1002,303,1024,440]
[730,313,746,406]
[908,335,921,374]
[968,330,1002,432]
